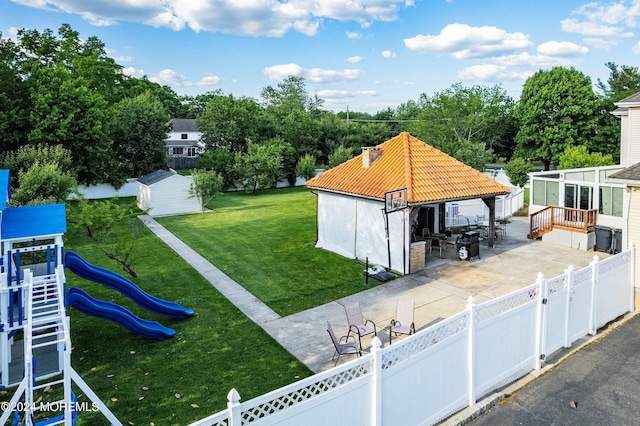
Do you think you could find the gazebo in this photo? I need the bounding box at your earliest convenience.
[305,132,511,274]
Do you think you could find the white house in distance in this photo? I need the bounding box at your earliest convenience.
[136,169,201,217]
[166,118,203,169]
[528,91,640,306]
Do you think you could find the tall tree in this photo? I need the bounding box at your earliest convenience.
[514,67,599,170]
[111,91,171,181]
[596,62,640,101]
[196,94,260,153]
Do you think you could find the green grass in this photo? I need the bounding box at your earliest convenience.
[58,198,314,425]
[156,187,379,316]
[11,187,382,425]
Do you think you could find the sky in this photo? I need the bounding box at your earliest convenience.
[1,0,640,114]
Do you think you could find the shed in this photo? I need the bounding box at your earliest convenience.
[305,132,511,274]
[136,170,200,217]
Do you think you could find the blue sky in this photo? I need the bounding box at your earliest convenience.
[2,0,640,114]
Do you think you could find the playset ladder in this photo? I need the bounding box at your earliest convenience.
[0,266,122,426]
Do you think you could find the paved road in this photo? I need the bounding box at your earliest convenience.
[466,313,640,426]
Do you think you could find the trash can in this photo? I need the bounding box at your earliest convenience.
[613,228,622,254]
[594,225,612,253]
[457,231,480,261]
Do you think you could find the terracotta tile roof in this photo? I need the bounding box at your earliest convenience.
[306,132,511,204]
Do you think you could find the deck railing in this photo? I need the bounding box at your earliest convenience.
[530,206,597,239]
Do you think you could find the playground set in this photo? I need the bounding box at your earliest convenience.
[0,170,193,425]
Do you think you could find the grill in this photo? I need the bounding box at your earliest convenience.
[457,231,480,260]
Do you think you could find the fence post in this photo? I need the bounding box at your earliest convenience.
[371,336,383,425]
[466,296,476,407]
[227,389,242,426]
[629,243,636,312]
[589,255,600,335]
[564,265,574,348]
[535,272,545,370]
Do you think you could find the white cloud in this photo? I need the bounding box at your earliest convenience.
[196,75,221,86]
[317,89,354,99]
[356,90,378,95]
[149,68,192,87]
[404,23,532,59]
[10,0,411,37]
[381,50,396,58]
[583,37,618,50]
[121,66,145,78]
[560,18,632,37]
[492,52,575,67]
[537,41,588,56]
[633,41,640,54]
[346,31,362,39]
[264,63,362,83]
[347,55,363,63]
[457,64,533,82]
[114,55,133,62]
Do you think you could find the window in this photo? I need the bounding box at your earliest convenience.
[532,180,559,206]
[187,147,197,157]
[172,147,183,155]
[181,133,188,140]
[599,186,623,217]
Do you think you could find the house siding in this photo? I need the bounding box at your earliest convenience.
[137,174,201,216]
[627,109,640,166]
[627,187,640,304]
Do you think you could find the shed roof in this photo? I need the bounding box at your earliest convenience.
[137,169,176,186]
[0,170,10,209]
[1,204,66,240]
[306,132,510,204]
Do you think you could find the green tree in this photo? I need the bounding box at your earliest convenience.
[111,91,171,181]
[9,161,76,206]
[295,154,317,181]
[69,197,146,277]
[558,145,615,169]
[1,144,73,189]
[504,158,533,188]
[189,169,223,212]
[328,146,354,169]
[196,94,260,154]
[514,67,599,170]
[238,141,284,193]
[596,62,640,101]
[196,149,240,190]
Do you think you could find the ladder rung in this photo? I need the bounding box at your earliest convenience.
[32,338,66,349]
[31,316,63,326]
[34,378,64,390]
[32,330,63,340]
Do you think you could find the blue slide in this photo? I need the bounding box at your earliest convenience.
[67,287,175,340]
[64,251,194,319]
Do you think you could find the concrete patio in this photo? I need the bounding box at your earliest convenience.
[260,216,610,373]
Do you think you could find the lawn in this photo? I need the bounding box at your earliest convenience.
[46,186,376,425]
[156,186,379,316]
[60,196,315,425]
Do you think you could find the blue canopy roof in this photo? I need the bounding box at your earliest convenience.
[1,204,67,240]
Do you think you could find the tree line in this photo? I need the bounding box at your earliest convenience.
[2,24,640,204]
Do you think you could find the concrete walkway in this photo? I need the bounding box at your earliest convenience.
[141,215,608,373]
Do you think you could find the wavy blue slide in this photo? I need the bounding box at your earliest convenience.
[67,287,175,340]
[65,251,194,319]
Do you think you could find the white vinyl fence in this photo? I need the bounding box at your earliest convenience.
[190,247,634,426]
[446,189,525,227]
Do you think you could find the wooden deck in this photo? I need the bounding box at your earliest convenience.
[529,206,597,239]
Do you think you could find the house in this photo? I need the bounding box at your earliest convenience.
[527,91,640,305]
[166,119,203,169]
[305,132,511,274]
[136,169,201,217]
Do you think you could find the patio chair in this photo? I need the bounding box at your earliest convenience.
[327,321,362,366]
[389,300,415,344]
[344,301,377,348]
[429,236,444,257]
